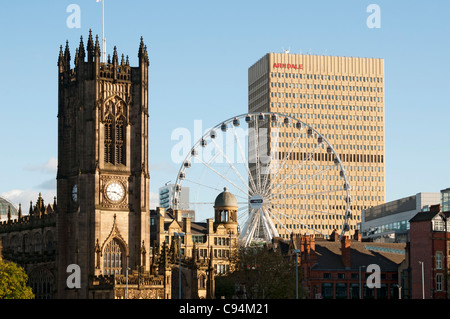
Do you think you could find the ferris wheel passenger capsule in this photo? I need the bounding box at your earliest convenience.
[191,148,198,156]
[271,113,278,122]
[175,184,182,192]
[283,117,290,124]
[201,139,207,147]
[346,210,352,219]
[318,136,323,144]
[327,146,332,154]
[210,130,217,139]
[245,114,253,123]
[179,172,185,180]
[307,128,313,136]
[296,122,303,130]
[183,160,191,168]
[232,118,240,126]
[221,123,228,132]
[258,113,265,121]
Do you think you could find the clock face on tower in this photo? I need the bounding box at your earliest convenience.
[105,181,125,203]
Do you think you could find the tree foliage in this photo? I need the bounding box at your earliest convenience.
[215,245,306,299]
[0,260,34,299]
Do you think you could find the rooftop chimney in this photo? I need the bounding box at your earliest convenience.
[341,236,351,269]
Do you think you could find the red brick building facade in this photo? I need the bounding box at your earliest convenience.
[289,232,405,299]
[408,205,449,299]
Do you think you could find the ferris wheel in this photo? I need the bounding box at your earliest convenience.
[172,112,352,247]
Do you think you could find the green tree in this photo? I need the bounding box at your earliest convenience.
[0,260,34,299]
[216,245,306,299]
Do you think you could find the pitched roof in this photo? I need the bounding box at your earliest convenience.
[312,239,405,271]
[409,210,450,223]
[409,211,439,223]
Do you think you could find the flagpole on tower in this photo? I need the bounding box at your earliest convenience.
[101,0,106,63]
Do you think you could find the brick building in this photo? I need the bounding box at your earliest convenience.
[287,232,405,299]
[408,204,449,299]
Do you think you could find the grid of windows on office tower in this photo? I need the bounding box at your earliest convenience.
[248,53,385,239]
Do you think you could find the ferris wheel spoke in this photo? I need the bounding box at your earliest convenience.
[259,130,279,199]
[269,206,327,237]
[261,132,302,196]
[193,155,252,198]
[263,206,292,235]
[264,142,322,198]
[268,130,311,183]
[261,207,280,238]
[240,209,260,247]
[190,202,248,206]
[210,138,254,195]
[250,117,263,192]
[266,149,330,197]
[268,187,342,203]
[238,208,250,222]
[270,201,345,217]
[184,178,248,202]
[269,166,333,198]
[232,124,258,195]
[297,207,346,218]
[269,181,340,201]
[184,178,223,193]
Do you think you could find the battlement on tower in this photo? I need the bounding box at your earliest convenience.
[57,29,148,83]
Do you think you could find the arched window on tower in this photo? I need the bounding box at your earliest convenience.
[104,115,114,164]
[115,116,126,165]
[103,238,124,276]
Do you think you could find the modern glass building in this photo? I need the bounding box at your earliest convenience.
[159,183,190,211]
[361,192,440,242]
[441,187,450,212]
[0,196,18,221]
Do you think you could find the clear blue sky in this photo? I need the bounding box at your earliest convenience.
[0,0,449,211]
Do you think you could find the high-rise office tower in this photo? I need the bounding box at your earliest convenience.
[248,52,385,239]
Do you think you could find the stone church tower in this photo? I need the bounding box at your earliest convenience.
[56,31,151,298]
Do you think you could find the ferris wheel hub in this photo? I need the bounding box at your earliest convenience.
[249,194,264,210]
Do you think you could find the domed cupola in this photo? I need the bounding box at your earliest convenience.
[214,188,238,232]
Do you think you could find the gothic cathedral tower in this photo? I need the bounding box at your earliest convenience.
[56,31,150,298]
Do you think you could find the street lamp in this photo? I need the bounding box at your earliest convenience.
[359,265,366,299]
[439,212,448,298]
[125,267,131,299]
[293,249,300,299]
[174,232,185,299]
[419,261,424,299]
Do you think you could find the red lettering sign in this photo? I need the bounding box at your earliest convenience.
[273,63,303,70]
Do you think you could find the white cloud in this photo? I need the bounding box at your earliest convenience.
[24,157,58,174]
[1,189,56,210]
